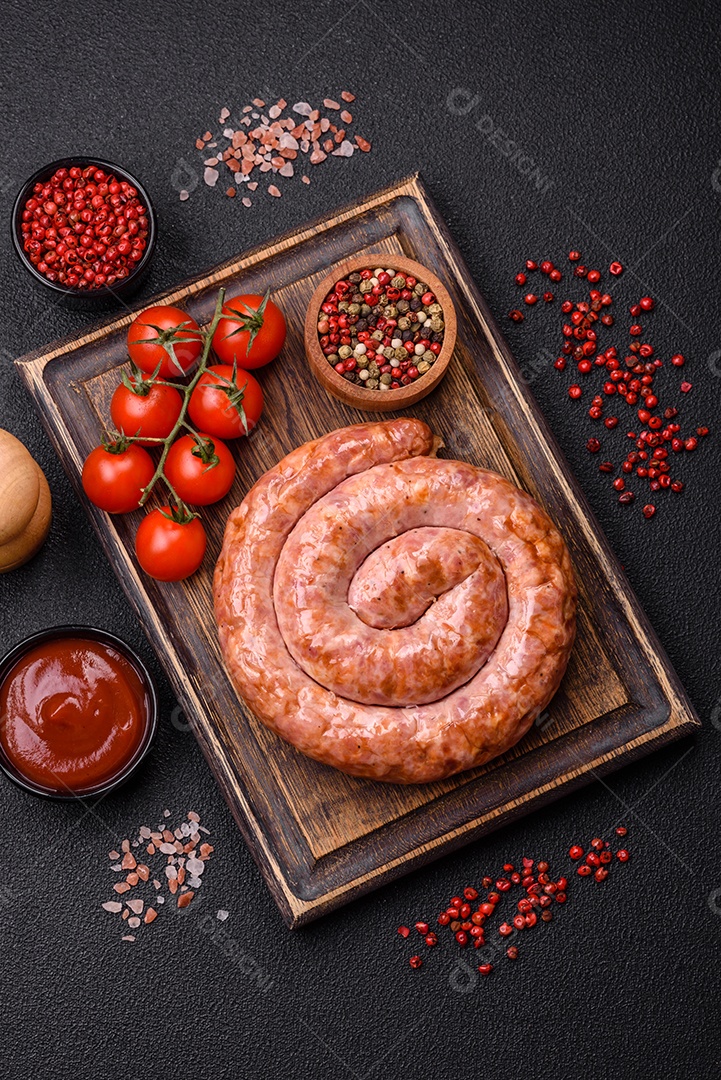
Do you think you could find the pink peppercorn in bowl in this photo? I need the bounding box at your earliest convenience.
[12,157,157,302]
[305,255,457,412]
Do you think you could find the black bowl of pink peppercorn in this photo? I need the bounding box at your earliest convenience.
[12,157,157,302]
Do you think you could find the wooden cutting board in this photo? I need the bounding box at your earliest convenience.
[16,174,699,927]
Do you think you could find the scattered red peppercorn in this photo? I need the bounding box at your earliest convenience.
[397,925,410,938]
[510,248,708,518]
[577,864,592,876]
[616,849,630,862]
[409,955,423,969]
[425,932,438,946]
[526,259,537,270]
[615,826,627,836]
[508,309,524,323]
[525,293,538,306]
[415,921,429,935]
[543,291,554,303]
[569,846,583,860]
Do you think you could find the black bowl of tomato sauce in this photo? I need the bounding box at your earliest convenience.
[11,156,157,302]
[0,626,158,799]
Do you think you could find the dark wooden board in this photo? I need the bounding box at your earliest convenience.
[15,174,700,927]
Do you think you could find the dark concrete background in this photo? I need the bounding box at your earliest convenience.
[1,1,720,1077]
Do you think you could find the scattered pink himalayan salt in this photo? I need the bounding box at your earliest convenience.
[189,92,370,208]
[101,809,217,942]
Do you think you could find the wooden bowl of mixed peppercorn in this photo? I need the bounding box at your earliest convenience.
[304,254,457,411]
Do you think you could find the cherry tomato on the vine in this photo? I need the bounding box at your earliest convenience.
[127,305,203,378]
[134,507,207,581]
[82,442,154,514]
[212,293,286,369]
[188,364,263,439]
[110,373,183,445]
[165,433,236,506]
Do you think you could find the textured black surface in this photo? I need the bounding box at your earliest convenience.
[1,1,720,1077]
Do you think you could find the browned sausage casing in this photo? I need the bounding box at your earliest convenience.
[214,419,577,784]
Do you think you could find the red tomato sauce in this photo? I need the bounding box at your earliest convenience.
[0,637,149,793]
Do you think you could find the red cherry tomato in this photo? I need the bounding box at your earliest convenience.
[212,293,286,369]
[188,364,263,439]
[110,375,183,446]
[165,433,236,506]
[134,507,207,581]
[81,443,154,514]
[127,305,203,378]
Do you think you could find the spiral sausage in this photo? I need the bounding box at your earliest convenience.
[214,419,576,784]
